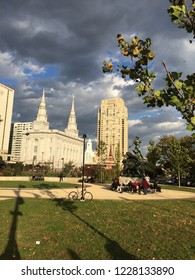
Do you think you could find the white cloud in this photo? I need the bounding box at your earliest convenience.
[0,51,44,80]
[0,52,24,78]
[128,119,142,127]
[23,61,45,75]
[156,121,184,130]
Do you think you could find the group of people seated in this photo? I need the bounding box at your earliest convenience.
[31,175,44,181]
[110,176,161,195]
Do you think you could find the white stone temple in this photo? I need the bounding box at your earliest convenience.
[20,90,83,169]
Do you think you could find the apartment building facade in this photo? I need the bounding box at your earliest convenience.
[97,98,128,160]
[9,122,33,162]
[0,83,14,160]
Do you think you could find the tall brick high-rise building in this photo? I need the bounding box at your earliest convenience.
[97,98,128,160]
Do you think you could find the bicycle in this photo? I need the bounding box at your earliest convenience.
[68,186,93,201]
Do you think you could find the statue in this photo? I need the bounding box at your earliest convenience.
[122,136,145,177]
[129,136,143,159]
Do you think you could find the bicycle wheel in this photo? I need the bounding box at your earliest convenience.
[68,191,78,200]
[84,191,93,201]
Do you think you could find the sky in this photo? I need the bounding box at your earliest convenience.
[0,0,194,155]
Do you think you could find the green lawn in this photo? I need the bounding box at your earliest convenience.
[0,181,79,189]
[160,184,195,193]
[0,198,194,260]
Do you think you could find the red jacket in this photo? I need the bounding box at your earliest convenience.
[142,179,149,189]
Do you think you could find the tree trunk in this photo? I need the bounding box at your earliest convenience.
[178,171,181,187]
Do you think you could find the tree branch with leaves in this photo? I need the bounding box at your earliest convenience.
[102,0,195,131]
[168,0,195,38]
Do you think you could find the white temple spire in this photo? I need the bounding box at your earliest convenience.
[33,89,49,131]
[64,95,78,137]
[70,95,75,114]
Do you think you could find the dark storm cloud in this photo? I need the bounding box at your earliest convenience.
[0,0,179,82]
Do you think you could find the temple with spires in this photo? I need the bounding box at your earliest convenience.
[19,90,83,169]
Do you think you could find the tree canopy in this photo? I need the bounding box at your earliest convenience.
[146,135,194,183]
[95,140,107,165]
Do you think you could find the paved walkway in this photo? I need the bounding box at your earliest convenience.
[0,182,195,201]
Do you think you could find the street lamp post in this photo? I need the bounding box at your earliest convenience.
[81,134,87,200]
[61,158,64,171]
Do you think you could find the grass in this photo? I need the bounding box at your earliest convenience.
[0,181,79,189]
[160,184,195,193]
[0,198,194,260]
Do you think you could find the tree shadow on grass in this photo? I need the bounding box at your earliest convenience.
[67,248,81,260]
[35,185,64,200]
[37,183,57,189]
[0,186,25,260]
[54,199,139,260]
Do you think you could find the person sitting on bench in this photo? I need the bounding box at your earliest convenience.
[153,179,161,192]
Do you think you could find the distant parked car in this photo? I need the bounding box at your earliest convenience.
[157,178,167,184]
[175,177,195,187]
[190,181,195,187]
[188,178,195,187]
[180,178,191,186]
[166,178,174,185]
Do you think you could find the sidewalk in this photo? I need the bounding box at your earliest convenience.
[0,183,195,201]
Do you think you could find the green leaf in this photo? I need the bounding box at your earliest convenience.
[186,124,193,131]
[153,90,161,97]
[185,86,193,92]
[145,37,152,47]
[181,5,186,15]
[135,84,145,93]
[191,116,195,125]
[170,95,180,105]
[169,5,185,18]
[150,72,156,78]
[174,80,183,89]
[170,72,183,80]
